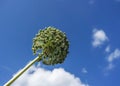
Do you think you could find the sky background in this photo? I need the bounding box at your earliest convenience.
[0,0,120,86]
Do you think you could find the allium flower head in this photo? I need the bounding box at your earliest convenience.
[32,27,69,65]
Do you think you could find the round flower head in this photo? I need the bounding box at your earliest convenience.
[32,27,69,65]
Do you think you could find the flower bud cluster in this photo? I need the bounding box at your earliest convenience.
[32,27,69,65]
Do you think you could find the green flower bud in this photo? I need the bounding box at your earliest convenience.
[32,26,69,65]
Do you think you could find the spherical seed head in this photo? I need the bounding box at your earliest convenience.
[32,26,69,65]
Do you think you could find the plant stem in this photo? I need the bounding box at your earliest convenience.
[4,55,42,86]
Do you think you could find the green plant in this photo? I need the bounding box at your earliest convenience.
[4,26,69,86]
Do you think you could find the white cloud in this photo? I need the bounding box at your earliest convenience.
[81,68,88,74]
[105,45,110,53]
[11,64,89,86]
[92,29,108,47]
[103,63,115,76]
[107,49,120,63]
[105,49,120,71]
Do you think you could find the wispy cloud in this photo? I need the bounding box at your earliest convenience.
[106,63,115,70]
[81,68,88,74]
[91,29,120,73]
[105,48,120,71]
[115,0,120,2]
[107,49,120,63]
[92,29,108,47]
[89,0,95,5]
[11,64,89,86]
[0,65,13,73]
[105,45,111,53]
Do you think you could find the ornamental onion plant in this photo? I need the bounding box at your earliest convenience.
[4,26,69,86]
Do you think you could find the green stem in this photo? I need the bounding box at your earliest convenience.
[4,55,42,86]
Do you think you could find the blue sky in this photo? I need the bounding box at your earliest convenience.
[0,0,120,86]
